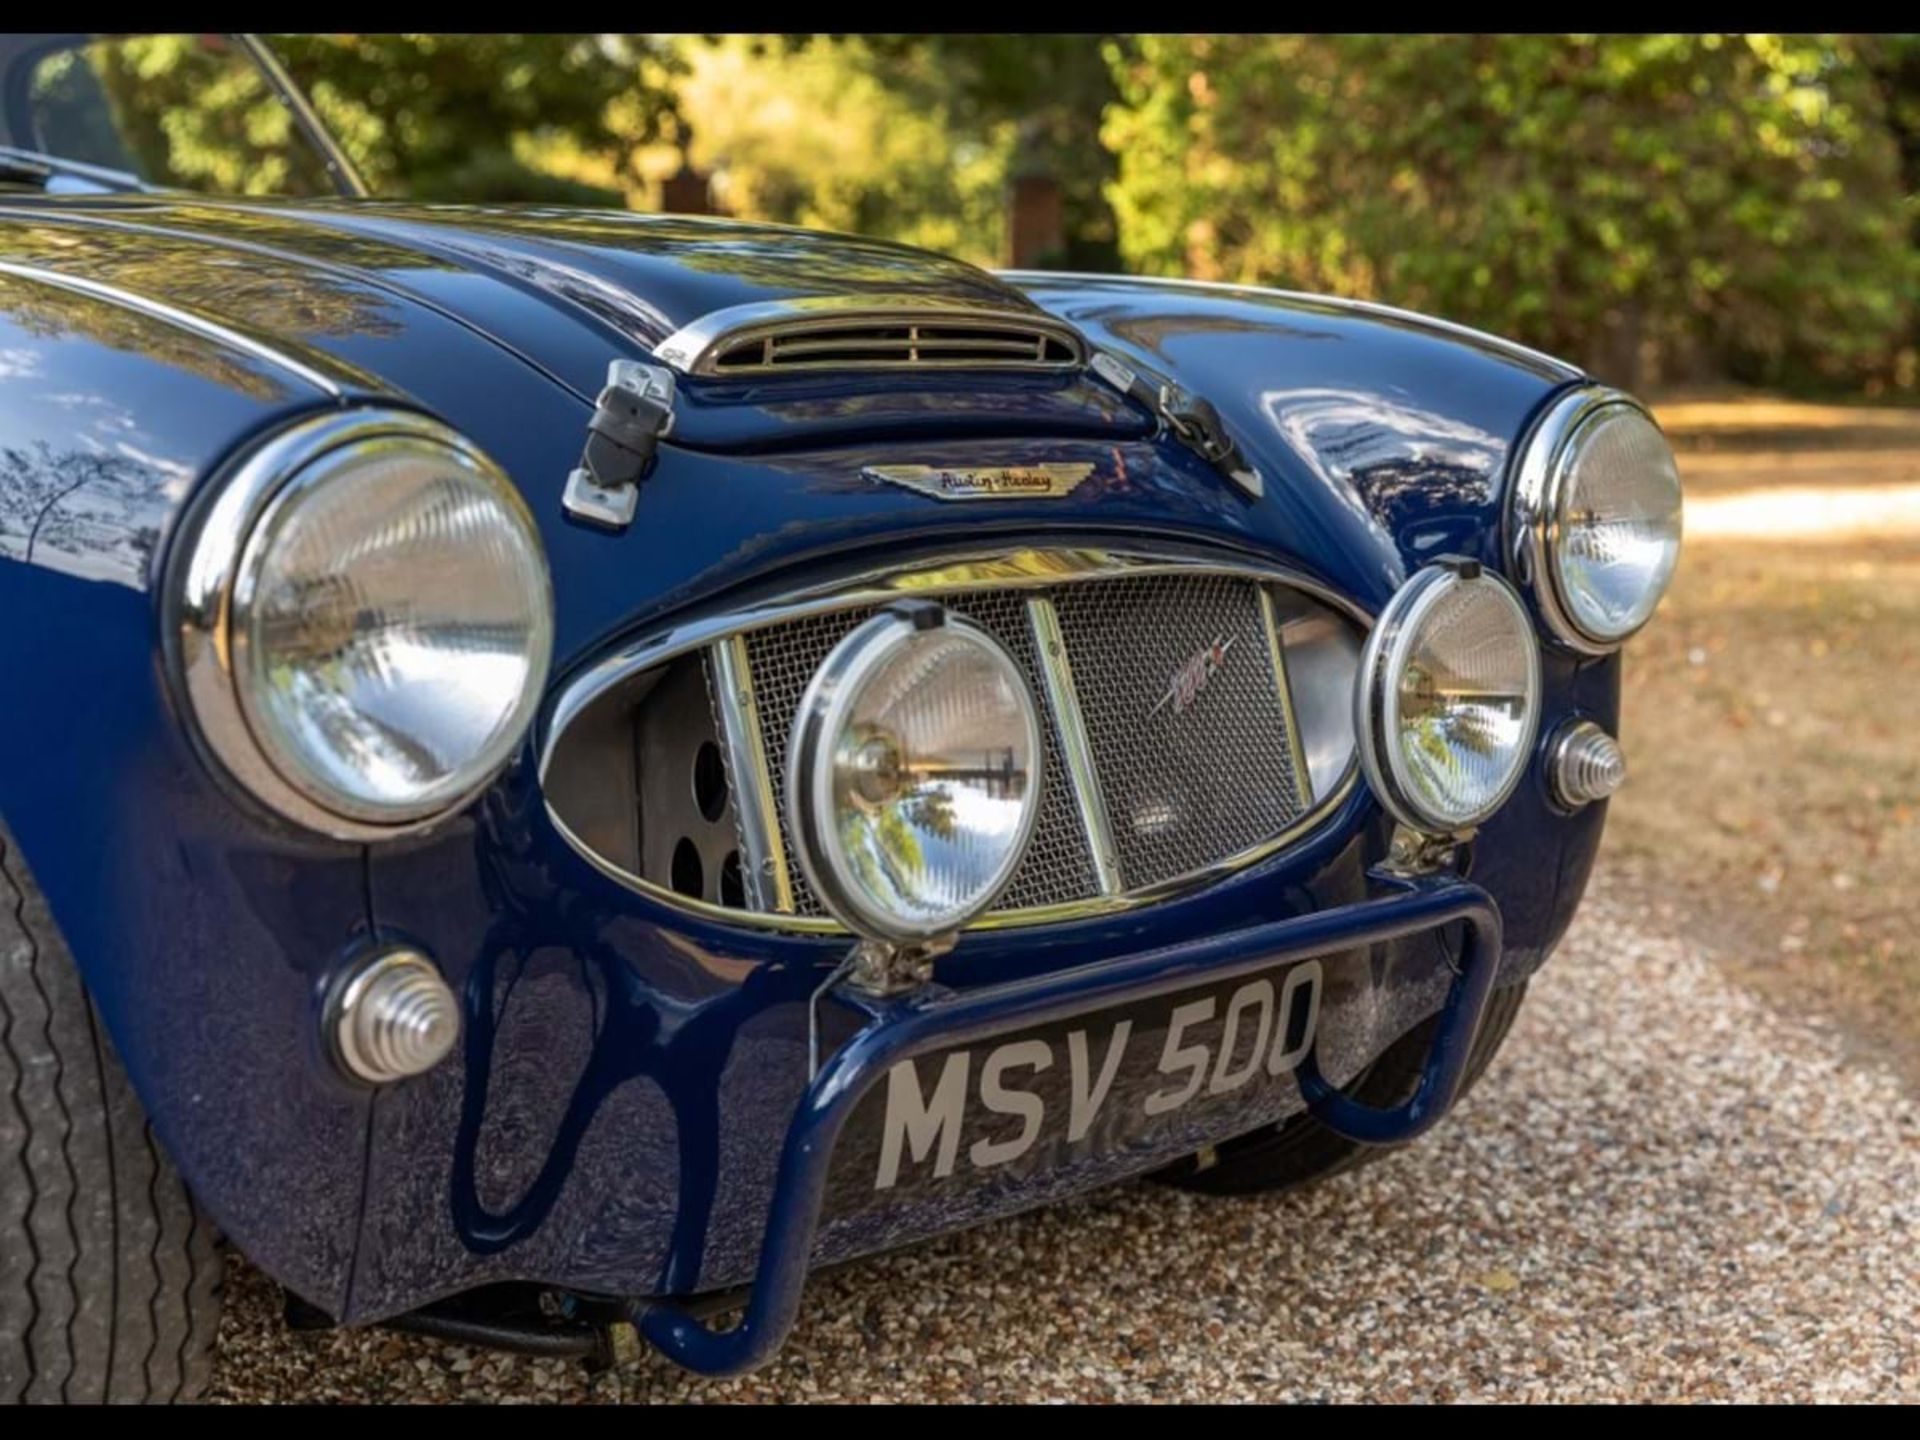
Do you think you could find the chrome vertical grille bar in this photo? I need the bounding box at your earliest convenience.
[1259,585,1315,810]
[709,635,796,913]
[1048,573,1307,889]
[1027,596,1124,895]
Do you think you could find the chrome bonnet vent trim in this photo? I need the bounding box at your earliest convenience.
[653,296,1086,376]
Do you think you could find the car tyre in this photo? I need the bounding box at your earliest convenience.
[1156,979,1529,1196]
[0,816,222,1403]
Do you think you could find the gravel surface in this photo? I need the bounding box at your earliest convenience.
[208,879,1919,1402]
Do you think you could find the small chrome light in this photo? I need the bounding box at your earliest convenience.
[786,603,1043,945]
[1549,720,1626,809]
[327,948,460,1085]
[1355,560,1542,836]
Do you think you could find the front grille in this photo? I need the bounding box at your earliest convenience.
[708,318,1080,374]
[738,572,1308,918]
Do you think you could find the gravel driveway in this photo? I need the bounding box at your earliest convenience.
[208,879,1919,1402]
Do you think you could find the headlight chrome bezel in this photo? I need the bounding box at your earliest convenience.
[169,408,552,842]
[785,604,1044,945]
[1507,385,1681,655]
[1355,561,1542,837]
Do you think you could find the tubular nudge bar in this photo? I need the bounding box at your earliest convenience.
[630,873,1503,1376]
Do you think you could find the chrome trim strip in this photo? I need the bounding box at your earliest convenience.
[652,294,1087,376]
[1026,596,1123,895]
[1504,384,1668,655]
[710,635,796,914]
[549,768,1374,936]
[541,547,1372,761]
[550,763,1362,936]
[997,268,1583,382]
[540,546,1371,934]
[0,259,344,396]
[1259,585,1315,811]
[236,32,370,199]
[166,408,538,842]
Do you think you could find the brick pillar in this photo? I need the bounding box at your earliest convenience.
[1008,173,1065,268]
[661,164,716,216]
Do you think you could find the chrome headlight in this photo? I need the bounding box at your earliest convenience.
[1510,388,1683,651]
[1356,562,1541,835]
[786,605,1043,942]
[174,410,554,838]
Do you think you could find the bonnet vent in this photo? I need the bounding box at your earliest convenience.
[654,300,1086,376]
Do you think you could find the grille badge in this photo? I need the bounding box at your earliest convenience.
[1149,634,1236,719]
[863,462,1095,502]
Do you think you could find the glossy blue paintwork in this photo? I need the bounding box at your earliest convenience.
[0,193,1617,1334]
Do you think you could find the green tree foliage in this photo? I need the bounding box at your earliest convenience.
[857,34,1131,269]
[1103,34,1919,393]
[267,33,683,205]
[31,34,335,196]
[668,35,1016,261]
[1856,34,1920,377]
[56,33,1917,396]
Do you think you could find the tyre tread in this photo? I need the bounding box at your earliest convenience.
[0,817,222,1404]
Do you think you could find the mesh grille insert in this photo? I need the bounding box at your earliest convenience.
[737,572,1310,918]
[1048,574,1306,890]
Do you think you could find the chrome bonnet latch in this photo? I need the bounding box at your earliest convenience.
[1088,349,1264,499]
[562,358,677,531]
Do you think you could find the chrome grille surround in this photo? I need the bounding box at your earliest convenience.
[539,548,1366,934]
[651,296,1085,376]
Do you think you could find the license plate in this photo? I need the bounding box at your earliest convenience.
[830,959,1325,1201]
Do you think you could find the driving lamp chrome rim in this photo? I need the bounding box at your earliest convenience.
[1355,562,1542,836]
[785,605,1045,943]
[1507,385,1680,654]
[169,407,553,842]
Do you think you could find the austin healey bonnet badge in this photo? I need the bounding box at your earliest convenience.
[862,461,1096,500]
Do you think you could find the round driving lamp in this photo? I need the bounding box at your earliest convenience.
[174,410,554,839]
[1510,389,1683,652]
[786,604,1044,943]
[1355,562,1542,836]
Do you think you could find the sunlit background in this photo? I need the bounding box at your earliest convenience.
[247,33,1918,401]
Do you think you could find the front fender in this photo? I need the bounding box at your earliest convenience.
[0,265,377,1313]
[1007,272,1586,582]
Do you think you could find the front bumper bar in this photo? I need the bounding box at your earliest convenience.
[634,873,1502,1376]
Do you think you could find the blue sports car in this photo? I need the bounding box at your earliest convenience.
[0,33,1680,1400]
